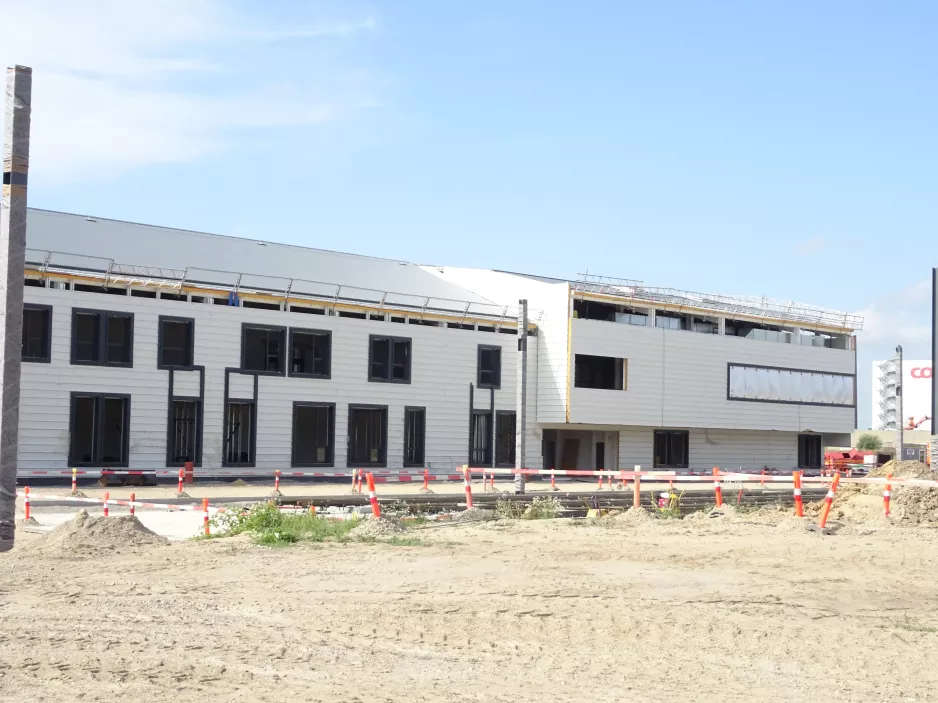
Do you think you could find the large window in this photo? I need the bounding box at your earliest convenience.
[292,402,335,466]
[495,411,516,466]
[159,316,194,368]
[71,308,133,366]
[574,354,626,390]
[727,363,855,407]
[404,407,426,467]
[22,304,51,362]
[470,410,493,466]
[798,434,822,469]
[168,399,201,465]
[477,345,501,388]
[369,335,411,383]
[290,328,331,378]
[242,325,286,375]
[69,393,130,466]
[348,405,388,467]
[654,430,689,469]
[224,401,255,466]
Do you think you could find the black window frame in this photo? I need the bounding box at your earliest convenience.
[495,410,516,467]
[22,303,52,363]
[347,404,388,468]
[70,307,134,367]
[288,328,332,379]
[798,434,823,469]
[403,406,426,468]
[223,399,257,467]
[158,315,195,370]
[68,392,131,467]
[469,409,493,466]
[477,345,502,389]
[167,397,202,466]
[368,335,412,384]
[292,401,336,467]
[574,354,626,390]
[653,429,689,469]
[240,323,286,376]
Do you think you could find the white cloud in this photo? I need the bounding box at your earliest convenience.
[791,236,826,256]
[854,277,933,344]
[0,0,378,180]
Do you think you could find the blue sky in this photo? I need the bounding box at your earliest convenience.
[3,0,935,427]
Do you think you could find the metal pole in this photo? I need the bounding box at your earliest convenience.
[896,345,904,462]
[515,299,528,494]
[0,66,31,553]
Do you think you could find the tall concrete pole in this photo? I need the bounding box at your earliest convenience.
[0,66,31,553]
[896,345,904,462]
[514,299,528,494]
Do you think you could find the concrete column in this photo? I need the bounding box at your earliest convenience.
[514,299,528,494]
[790,327,801,344]
[717,317,726,335]
[0,66,31,552]
[647,309,656,328]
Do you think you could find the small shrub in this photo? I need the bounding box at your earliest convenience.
[856,433,883,452]
[207,502,358,545]
[523,495,562,520]
[495,498,526,519]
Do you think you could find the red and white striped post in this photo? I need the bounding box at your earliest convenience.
[607,473,613,489]
[103,491,110,517]
[818,472,841,529]
[463,465,474,509]
[274,469,281,493]
[712,468,723,508]
[177,468,184,494]
[633,473,641,509]
[883,474,892,517]
[23,486,30,521]
[129,492,136,517]
[357,469,364,494]
[351,470,358,493]
[596,471,603,491]
[489,471,495,491]
[792,471,804,518]
[202,497,210,535]
[422,468,429,491]
[365,472,381,518]
[760,469,766,488]
[71,467,77,494]
[550,470,557,491]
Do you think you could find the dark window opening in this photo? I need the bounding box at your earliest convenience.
[348,406,387,467]
[369,335,411,383]
[159,292,186,302]
[496,411,516,466]
[390,316,405,324]
[22,305,51,362]
[224,401,255,466]
[242,300,280,311]
[470,411,493,466]
[74,283,127,296]
[369,314,385,321]
[654,430,689,469]
[498,328,517,335]
[211,297,229,306]
[477,345,501,388]
[404,407,426,467]
[339,310,367,319]
[69,394,130,466]
[798,434,822,469]
[574,354,625,390]
[573,299,617,321]
[24,278,44,288]
[447,323,474,330]
[191,296,207,304]
[477,325,495,333]
[242,325,285,374]
[131,289,157,298]
[408,318,440,327]
[292,403,335,466]
[595,441,605,470]
[169,399,200,465]
[289,305,326,315]
[71,309,133,367]
[290,329,331,377]
[159,317,194,368]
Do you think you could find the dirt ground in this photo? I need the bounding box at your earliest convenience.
[3,509,938,702]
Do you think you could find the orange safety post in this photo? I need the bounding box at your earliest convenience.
[596,471,603,491]
[274,469,281,493]
[350,469,357,493]
[358,469,364,494]
[550,470,557,491]
[489,471,495,491]
[71,467,77,494]
[793,471,804,517]
[607,473,613,489]
[365,473,381,518]
[177,468,184,494]
[712,468,723,508]
[633,473,641,509]
[761,469,766,488]
[620,471,627,490]
[422,468,429,491]
[202,497,210,535]
[463,466,474,509]
[883,474,892,517]
[103,491,110,518]
[129,492,136,517]
[818,473,841,529]
[23,486,30,521]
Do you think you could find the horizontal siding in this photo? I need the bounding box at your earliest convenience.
[19,287,539,472]
[571,319,856,433]
[173,370,201,397]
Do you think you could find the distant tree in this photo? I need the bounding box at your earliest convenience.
[856,433,883,451]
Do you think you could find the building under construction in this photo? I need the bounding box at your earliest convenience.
[18,208,862,477]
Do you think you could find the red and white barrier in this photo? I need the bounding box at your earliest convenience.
[24,486,30,521]
[463,466,474,509]
[17,490,223,514]
[365,473,381,518]
[177,468,185,494]
[884,474,892,517]
[712,468,723,508]
[793,471,803,518]
[103,491,110,517]
[818,473,841,529]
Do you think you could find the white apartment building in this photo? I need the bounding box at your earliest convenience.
[17,209,862,477]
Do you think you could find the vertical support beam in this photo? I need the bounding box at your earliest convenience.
[0,66,31,553]
[896,345,904,461]
[515,299,528,494]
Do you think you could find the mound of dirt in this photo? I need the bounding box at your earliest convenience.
[25,510,168,557]
[839,460,938,523]
[611,506,654,525]
[349,516,406,538]
[230,479,248,487]
[452,507,489,523]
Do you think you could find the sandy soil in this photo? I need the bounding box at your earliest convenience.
[3,509,938,702]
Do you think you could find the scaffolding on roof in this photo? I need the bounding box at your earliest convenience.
[573,272,863,331]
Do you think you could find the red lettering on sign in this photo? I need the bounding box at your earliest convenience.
[911,367,932,379]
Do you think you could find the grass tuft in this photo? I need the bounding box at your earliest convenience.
[206,502,359,545]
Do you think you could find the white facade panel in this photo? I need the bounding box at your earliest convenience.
[19,287,539,474]
[570,319,856,433]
